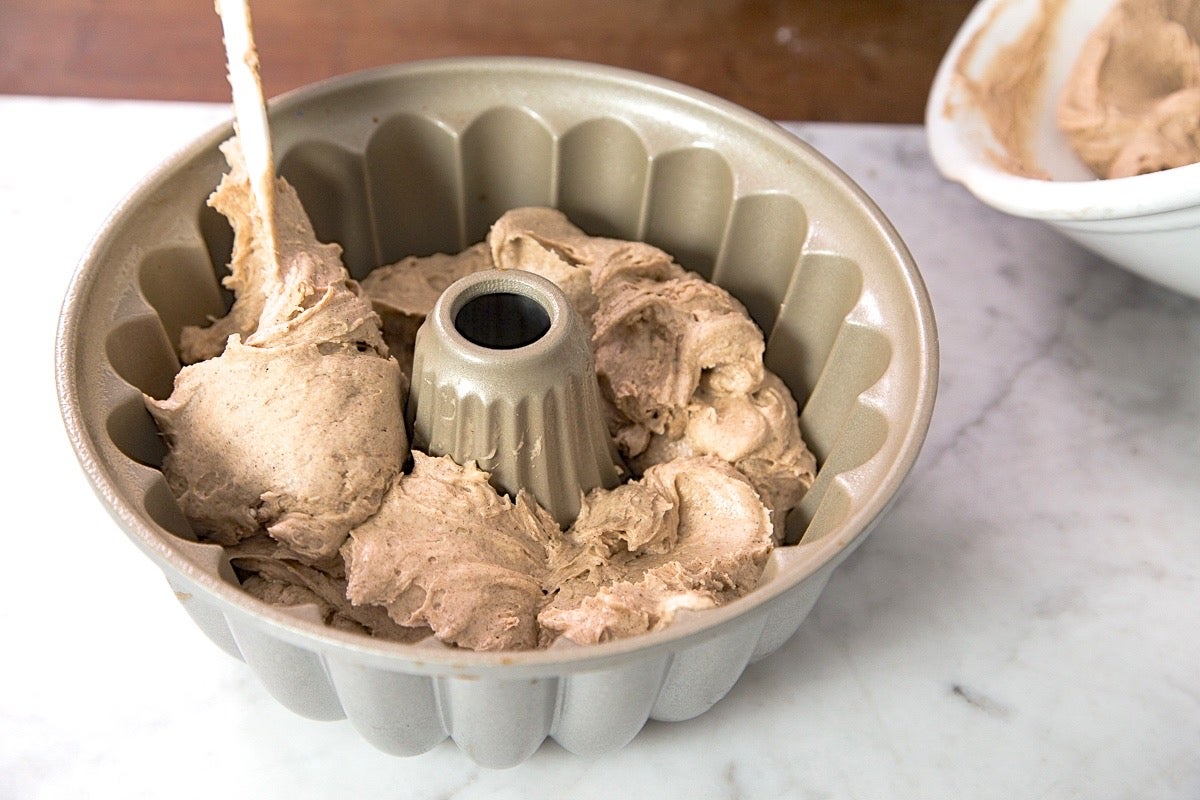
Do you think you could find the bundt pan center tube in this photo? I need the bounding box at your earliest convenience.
[409,269,620,527]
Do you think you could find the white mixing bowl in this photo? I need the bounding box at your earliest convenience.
[926,0,1200,298]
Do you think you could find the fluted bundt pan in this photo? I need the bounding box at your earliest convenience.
[56,57,937,767]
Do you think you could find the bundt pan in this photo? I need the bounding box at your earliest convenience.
[56,57,937,767]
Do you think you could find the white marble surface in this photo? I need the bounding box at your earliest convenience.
[3,95,1198,799]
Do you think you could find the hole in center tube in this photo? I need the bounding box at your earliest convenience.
[454,292,551,350]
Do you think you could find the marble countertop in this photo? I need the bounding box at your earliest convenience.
[4,95,1198,799]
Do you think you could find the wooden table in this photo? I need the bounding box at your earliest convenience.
[0,0,975,122]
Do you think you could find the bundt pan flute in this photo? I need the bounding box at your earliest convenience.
[56,57,938,768]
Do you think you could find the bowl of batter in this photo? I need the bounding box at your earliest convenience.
[926,0,1200,297]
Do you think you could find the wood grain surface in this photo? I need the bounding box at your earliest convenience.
[0,0,976,122]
